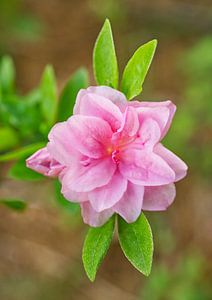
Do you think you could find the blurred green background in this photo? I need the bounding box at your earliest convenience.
[0,0,212,299]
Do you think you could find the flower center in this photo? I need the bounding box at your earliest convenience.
[107,146,121,164]
[112,149,120,164]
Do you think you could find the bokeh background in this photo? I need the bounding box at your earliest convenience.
[0,0,212,299]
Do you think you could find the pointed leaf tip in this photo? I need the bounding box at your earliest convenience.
[40,64,57,128]
[121,39,157,100]
[0,55,15,93]
[93,19,119,88]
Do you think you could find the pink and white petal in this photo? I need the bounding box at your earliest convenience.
[142,183,176,211]
[26,147,50,175]
[154,143,188,181]
[81,201,113,227]
[61,157,116,192]
[122,107,139,137]
[87,86,127,112]
[138,118,161,148]
[114,182,144,223]
[88,171,127,212]
[130,100,176,139]
[119,149,176,186]
[66,115,113,159]
[75,92,123,131]
[61,187,88,203]
[112,106,139,147]
[73,89,87,115]
[26,147,64,177]
[48,121,81,166]
[47,161,64,177]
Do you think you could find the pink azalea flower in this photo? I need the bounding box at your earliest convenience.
[26,86,187,227]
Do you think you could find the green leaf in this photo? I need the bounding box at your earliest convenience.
[58,68,88,122]
[8,159,44,181]
[121,39,157,100]
[0,142,45,162]
[118,213,153,276]
[93,19,119,88]
[0,93,43,141]
[54,180,80,214]
[82,215,115,281]
[0,199,27,211]
[0,127,19,152]
[40,65,57,127]
[0,56,15,94]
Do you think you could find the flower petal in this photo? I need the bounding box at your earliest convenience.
[81,201,113,227]
[114,182,144,223]
[74,92,123,131]
[112,106,139,146]
[61,157,116,192]
[48,122,80,166]
[142,183,176,211]
[26,147,64,177]
[61,187,88,203]
[66,115,113,158]
[122,107,139,137]
[130,100,176,139]
[74,86,127,114]
[88,171,127,212]
[138,117,161,148]
[119,149,175,186]
[154,143,188,181]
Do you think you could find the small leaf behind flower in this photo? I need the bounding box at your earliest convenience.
[58,68,88,121]
[0,199,27,211]
[40,65,57,127]
[118,213,153,276]
[93,19,119,88]
[0,142,45,162]
[0,56,15,94]
[121,39,157,100]
[82,215,115,281]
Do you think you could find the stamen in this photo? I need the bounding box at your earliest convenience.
[112,149,120,164]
